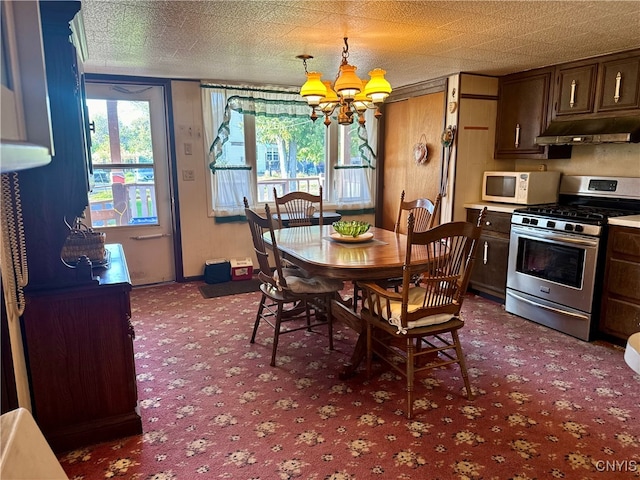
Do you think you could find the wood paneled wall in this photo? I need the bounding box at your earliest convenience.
[381,91,446,231]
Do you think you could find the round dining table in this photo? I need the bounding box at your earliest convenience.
[264,224,445,377]
[267,224,436,280]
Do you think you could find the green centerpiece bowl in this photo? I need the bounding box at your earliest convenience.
[332,220,371,237]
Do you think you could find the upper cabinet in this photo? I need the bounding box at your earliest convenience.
[552,50,640,119]
[597,54,640,113]
[555,63,598,116]
[495,67,557,159]
[18,0,91,288]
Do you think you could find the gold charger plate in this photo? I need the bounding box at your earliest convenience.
[329,232,374,243]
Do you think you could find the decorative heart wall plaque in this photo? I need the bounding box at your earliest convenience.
[413,134,429,165]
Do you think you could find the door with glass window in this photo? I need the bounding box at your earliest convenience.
[85,83,174,285]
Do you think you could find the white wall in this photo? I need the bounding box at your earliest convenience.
[444,74,503,223]
[171,81,255,278]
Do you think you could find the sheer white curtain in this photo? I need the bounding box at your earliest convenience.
[334,108,377,210]
[202,86,256,217]
[202,85,309,217]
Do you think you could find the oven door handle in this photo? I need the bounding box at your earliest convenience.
[508,291,590,320]
[512,228,598,247]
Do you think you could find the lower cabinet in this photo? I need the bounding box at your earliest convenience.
[599,226,640,343]
[20,244,141,452]
[466,209,512,301]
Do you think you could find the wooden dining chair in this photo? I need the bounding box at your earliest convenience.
[394,190,442,234]
[273,187,323,228]
[357,208,486,418]
[353,191,442,309]
[243,198,343,366]
[387,191,442,288]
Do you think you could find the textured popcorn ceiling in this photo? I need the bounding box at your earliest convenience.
[80,0,640,88]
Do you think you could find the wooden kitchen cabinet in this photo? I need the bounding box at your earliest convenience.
[597,54,640,113]
[494,68,552,159]
[466,209,511,301]
[554,63,598,116]
[551,50,640,119]
[21,245,142,453]
[599,226,640,345]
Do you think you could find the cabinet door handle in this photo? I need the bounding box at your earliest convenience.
[614,71,622,103]
[485,220,492,226]
[483,241,488,265]
[569,80,577,108]
[514,123,520,148]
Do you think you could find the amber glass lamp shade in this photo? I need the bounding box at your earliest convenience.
[318,81,340,113]
[353,80,373,114]
[364,68,392,104]
[334,64,362,101]
[300,72,327,107]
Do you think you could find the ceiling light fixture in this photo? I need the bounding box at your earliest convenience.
[298,37,392,127]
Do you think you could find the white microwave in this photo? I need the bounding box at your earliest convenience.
[482,171,561,205]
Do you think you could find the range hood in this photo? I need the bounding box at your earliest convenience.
[535,116,640,145]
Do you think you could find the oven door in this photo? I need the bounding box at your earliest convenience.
[506,224,599,313]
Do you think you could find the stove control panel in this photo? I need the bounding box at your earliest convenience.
[511,214,602,236]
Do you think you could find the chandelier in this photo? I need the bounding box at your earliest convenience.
[298,37,392,127]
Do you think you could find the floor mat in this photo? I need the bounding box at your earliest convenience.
[198,278,261,298]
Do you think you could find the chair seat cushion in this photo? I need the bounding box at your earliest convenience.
[365,286,455,334]
[276,268,344,294]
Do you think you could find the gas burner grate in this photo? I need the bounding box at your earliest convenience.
[517,204,640,222]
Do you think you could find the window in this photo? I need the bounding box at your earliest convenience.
[86,97,158,227]
[201,85,377,218]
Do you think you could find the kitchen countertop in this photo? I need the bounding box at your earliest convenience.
[608,215,640,229]
[464,202,520,214]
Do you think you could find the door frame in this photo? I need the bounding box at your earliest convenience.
[85,74,185,282]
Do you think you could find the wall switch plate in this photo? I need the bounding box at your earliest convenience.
[182,169,195,181]
[184,142,192,155]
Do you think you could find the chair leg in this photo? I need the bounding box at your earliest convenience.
[326,294,334,351]
[366,323,373,379]
[305,300,312,330]
[406,337,415,419]
[352,282,359,312]
[270,302,284,367]
[452,330,474,400]
[251,293,266,344]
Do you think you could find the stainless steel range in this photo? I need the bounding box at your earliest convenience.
[505,176,640,341]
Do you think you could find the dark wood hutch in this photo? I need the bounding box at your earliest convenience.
[1,1,141,453]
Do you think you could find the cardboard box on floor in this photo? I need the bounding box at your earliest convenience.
[231,257,253,281]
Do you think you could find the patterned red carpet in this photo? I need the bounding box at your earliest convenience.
[58,282,639,479]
